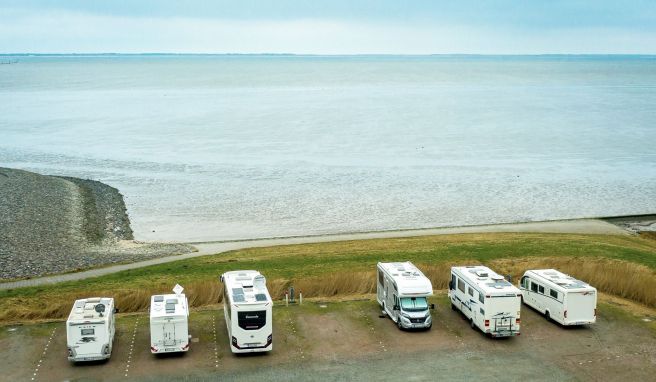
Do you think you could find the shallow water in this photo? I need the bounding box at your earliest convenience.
[1,55,655,242]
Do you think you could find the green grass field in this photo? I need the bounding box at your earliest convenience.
[2,232,656,323]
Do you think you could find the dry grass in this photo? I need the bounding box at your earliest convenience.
[640,231,656,241]
[1,256,655,324]
[293,271,376,297]
[489,257,656,308]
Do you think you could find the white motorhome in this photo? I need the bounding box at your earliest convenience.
[150,284,190,354]
[220,270,273,353]
[376,262,434,330]
[448,266,521,337]
[66,297,116,362]
[519,269,597,326]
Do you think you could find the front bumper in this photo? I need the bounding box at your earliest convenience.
[400,315,432,329]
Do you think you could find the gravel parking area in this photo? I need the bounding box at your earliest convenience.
[1,296,654,382]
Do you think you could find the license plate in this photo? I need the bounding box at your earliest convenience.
[165,348,175,352]
[245,343,260,348]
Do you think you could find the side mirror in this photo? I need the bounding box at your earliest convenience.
[114,308,119,313]
[393,305,400,311]
[430,304,435,310]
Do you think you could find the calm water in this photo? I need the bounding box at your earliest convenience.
[1,55,655,242]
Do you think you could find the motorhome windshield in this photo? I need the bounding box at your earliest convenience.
[400,297,428,312]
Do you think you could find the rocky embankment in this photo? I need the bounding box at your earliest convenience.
[0,168,193,280]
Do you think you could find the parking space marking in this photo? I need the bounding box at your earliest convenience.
[124,318,140,378]
[32,327,57,381]
[361,306,386,353]
[212,315,219,368]
[284,311,304,360]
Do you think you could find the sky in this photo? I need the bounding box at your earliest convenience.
[1,0,655,54]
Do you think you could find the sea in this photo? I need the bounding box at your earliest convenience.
[1,55,655,242]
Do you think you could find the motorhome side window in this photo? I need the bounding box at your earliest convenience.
[457,279,465,293]
[530,281,538,293]
[378,269,384,285]
[451,274,456,289]
[468,287,473,297]
[550,289,558,299]
[478,293,484,303]
[81,328,94,335]
[538,285,545,294]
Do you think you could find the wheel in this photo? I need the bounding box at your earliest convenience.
[426,323,432,331]
[470,318,476,330]
[397,318,403,330]
[451,303,457,311]
[545,311,551,322]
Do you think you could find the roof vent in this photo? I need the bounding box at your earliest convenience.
[475,270,489,278]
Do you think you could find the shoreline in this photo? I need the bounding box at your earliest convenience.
[0,216,636,290]
[182,213,656,245]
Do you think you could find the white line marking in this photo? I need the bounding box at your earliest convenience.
[32,327,57,381]
[124,318,140,379]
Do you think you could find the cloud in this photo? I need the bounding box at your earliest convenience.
[0,10,654,54]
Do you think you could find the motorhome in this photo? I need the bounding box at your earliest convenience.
[66,297,116,362]
[220,270,273,353]
[519,269,597,326]
[376,262,434,330]
[150,284,190,354]
[448,266,521,337]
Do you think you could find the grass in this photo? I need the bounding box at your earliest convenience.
[1,232,656,324]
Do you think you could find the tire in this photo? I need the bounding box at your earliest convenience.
[451,303,457,311]
[470,318,476,330]
[397,318,403,330]
[545,311,551,322]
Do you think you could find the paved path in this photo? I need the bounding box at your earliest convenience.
[0,219,627,290]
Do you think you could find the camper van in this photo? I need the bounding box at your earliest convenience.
[66,297,116,362]
[519,269,597,326]
[376,262,434,330]
[150,284,190,354]
[220,270,273,353]
[448,266,521,337]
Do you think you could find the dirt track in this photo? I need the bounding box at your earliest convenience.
[1,295,654,382]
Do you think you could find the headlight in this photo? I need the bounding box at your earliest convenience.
[401,313,411,319]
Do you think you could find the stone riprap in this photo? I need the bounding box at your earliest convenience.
[0,167,193,280]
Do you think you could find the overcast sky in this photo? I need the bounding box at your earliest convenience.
[1,0,655,54]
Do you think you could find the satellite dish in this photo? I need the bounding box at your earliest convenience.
[173,284,184,296]
[94,303,106,316]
